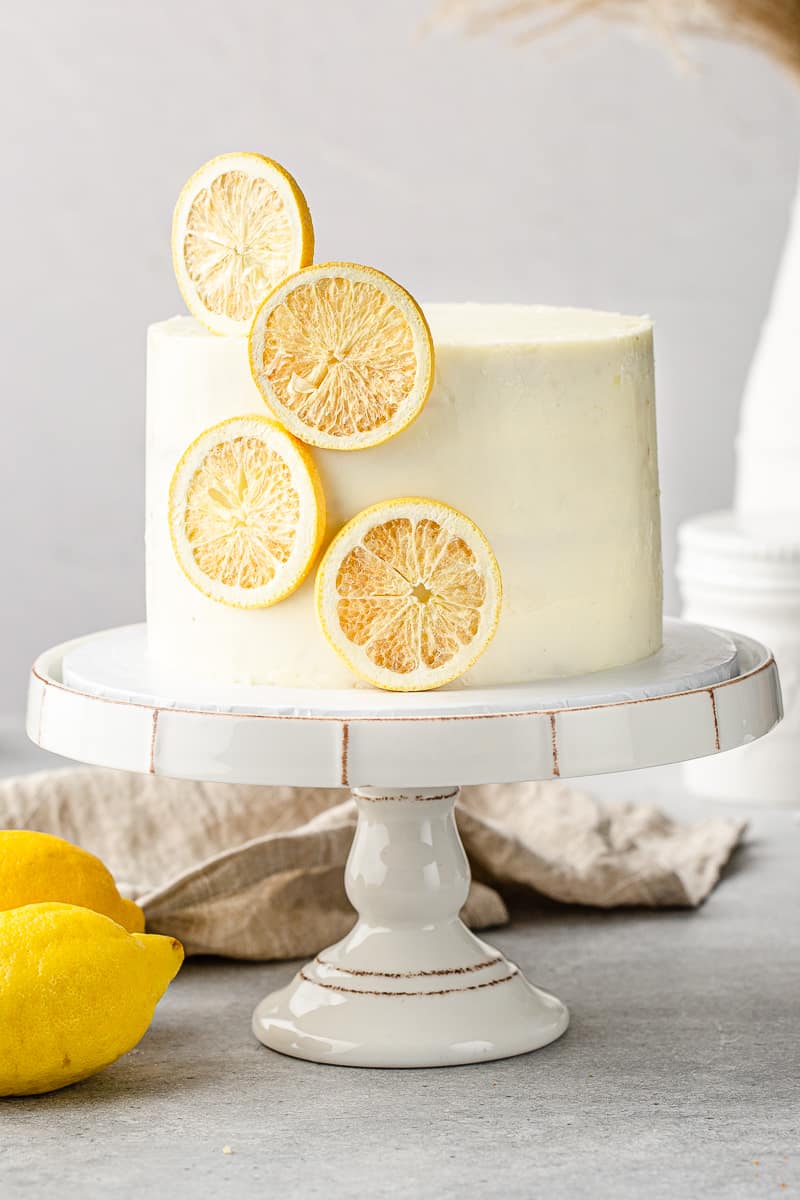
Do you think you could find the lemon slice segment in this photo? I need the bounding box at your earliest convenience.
[315,498,502,691]
[172,153,314,336]
[249,262,434,450]
[169,415,325,608]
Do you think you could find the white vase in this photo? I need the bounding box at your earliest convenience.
[735,166,800,522]
[678,165,800,807]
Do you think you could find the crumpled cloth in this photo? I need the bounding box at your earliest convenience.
[0,768,745,960]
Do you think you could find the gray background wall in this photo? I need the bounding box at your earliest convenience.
[1,1,798,721]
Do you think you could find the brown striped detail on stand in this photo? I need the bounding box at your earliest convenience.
[354,790,459,804]
[148,709,159,774]
[549,712,560,776]
[299,965,518,998]
[340,722,349,786]
[314,955,503,979]
[709,689,721,751]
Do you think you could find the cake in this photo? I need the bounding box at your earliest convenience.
[146,303,662,688]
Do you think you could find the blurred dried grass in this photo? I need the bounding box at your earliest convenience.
[433,0,800,76]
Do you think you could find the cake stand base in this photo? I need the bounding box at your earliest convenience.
[252,787,568,1068]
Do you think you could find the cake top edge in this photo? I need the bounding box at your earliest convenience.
[151,304,653,348]
[425,303,652,346]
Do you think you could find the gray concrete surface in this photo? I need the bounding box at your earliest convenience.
[0,737,798,1199]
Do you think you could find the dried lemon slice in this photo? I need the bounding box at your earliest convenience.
[169,415,325,608]
[315,498,502,691]
[172,153,314,336]
[249,262,434,450]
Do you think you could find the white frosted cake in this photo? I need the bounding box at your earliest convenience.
[146,303,662,688]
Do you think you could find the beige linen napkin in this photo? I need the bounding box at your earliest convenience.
[0,768,745,960]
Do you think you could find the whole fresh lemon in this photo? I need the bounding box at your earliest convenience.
[0,830,144,932]
[0,902,183,1096]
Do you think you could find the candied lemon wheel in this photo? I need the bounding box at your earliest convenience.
[249,262,434,450]
[169,415,325,608]
[172,152,314,336]
[315,498,502,691]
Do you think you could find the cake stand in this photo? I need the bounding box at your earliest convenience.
[27,619,781,1069]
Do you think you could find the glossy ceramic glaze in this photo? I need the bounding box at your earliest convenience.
[252,788,569,1067]
[27,620,780,787]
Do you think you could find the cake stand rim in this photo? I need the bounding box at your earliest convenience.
[26,620,782,787]
[36,616,753,719]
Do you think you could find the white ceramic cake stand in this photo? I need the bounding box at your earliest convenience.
[27,619,781,1069]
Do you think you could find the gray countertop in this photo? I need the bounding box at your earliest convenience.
[1,731,798,1199]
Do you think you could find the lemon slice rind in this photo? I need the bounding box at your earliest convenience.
[169,415,325,609]
[315,497,502,692]
[248,262,434,451]
[172,152,314,337]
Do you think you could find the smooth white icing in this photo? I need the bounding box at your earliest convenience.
[145,305,662,688]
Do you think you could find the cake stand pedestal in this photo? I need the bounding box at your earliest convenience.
[27,619,781,1068]
[253,783,569,1066]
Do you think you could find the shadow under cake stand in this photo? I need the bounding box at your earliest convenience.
[27,618,781,1069]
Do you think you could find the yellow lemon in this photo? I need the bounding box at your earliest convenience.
[169,414,326,608]
[172,152,314,336]
[0,903,183,1096]
[249,262,434,450]
[0,829,144,932]
[315,497,502,691]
